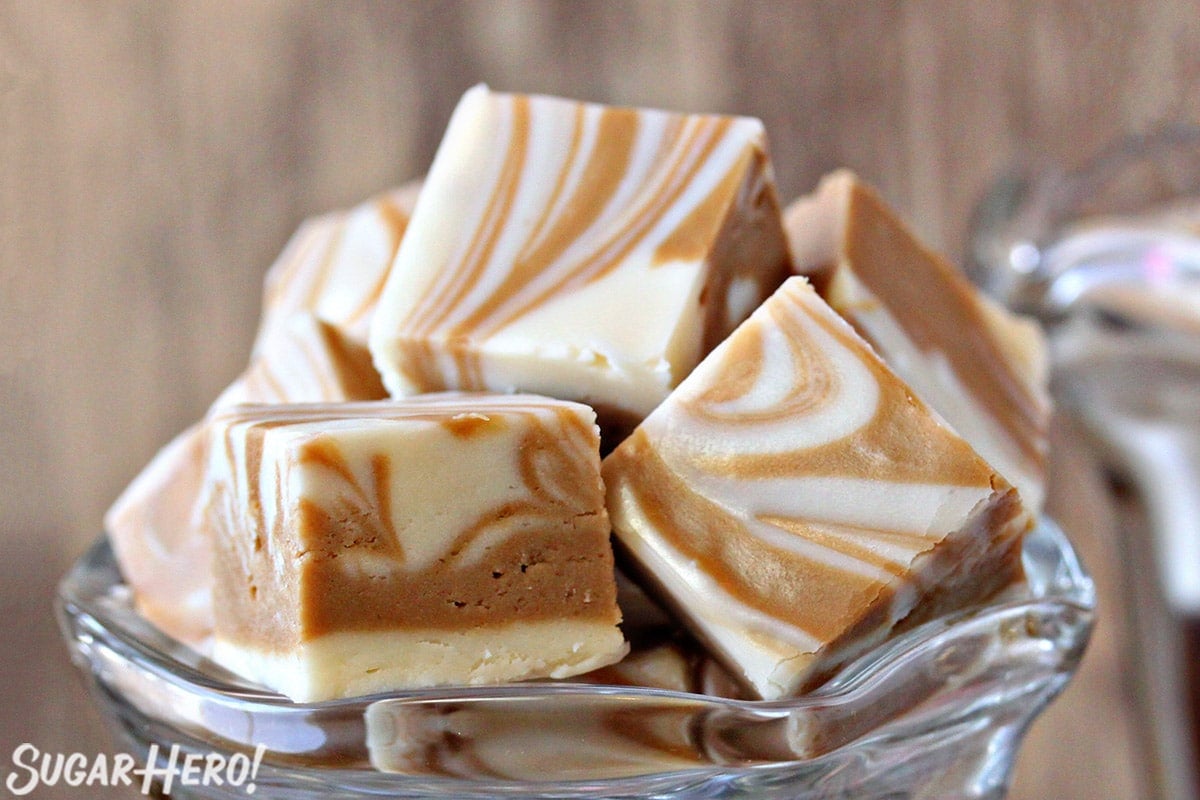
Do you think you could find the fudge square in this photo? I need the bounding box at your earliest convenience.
[202,396,627,702]
[785,170,1051,511]
[369,85,792,434]
[104,313,387,645]
[602,277,1032,700]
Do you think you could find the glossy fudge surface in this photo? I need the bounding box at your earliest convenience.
[370,85,791,435]
[202,396,626,702]
[785,170,1050,510]
[603,277,1031,700]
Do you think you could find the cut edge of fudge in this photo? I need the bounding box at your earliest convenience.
[217,620,627,703]
[213,313,387,411]
[602,276,1033,700]
[201,396,627,702]
[784,169,1051,512]
[106,312,392,646]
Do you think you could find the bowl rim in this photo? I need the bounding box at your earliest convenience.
[56,517,1096,792]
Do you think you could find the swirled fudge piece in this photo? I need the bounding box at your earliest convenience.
[785,170,1051,510]
[255,180,421,352]
[216,314,386,408]
[104,423,212,643]
[369,86,792,438]
[603,277,1032,700]
[575,571,747,698]
[202,396,626,702]
[105,314,386,644]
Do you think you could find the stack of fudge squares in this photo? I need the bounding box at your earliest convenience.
[106,85,1050,704]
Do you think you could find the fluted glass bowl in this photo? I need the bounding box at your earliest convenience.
[57,518,1092,799]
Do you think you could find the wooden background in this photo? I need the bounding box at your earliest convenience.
[4,2,1200,796]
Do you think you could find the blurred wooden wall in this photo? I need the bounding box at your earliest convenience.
[6,0,1200,548]
[3,2,1199,797]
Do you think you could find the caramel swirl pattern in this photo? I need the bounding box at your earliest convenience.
[106,309,391,646]
[604,277,1030,699]
[784,170,1051,510]
[213,313,386,411]
[203,396,617,650]
[370,86,790,416]
[367,694,715,780]
[254,180,420,352]
[399,98,743,338]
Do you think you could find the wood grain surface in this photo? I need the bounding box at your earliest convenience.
[4,2,1199,797]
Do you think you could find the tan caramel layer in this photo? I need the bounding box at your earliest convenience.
[296,527,618,640]
[205,397,619,654]
[317,319,388,400]
[612,428,913,646]
[787,170,1046,465]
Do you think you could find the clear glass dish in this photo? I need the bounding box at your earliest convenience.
[968,125,1200,799]
[57,519,1093,799]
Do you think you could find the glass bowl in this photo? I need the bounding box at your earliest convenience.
[57,518,1093,799]
[968,125,1200,799]
[966,123,1200,319]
